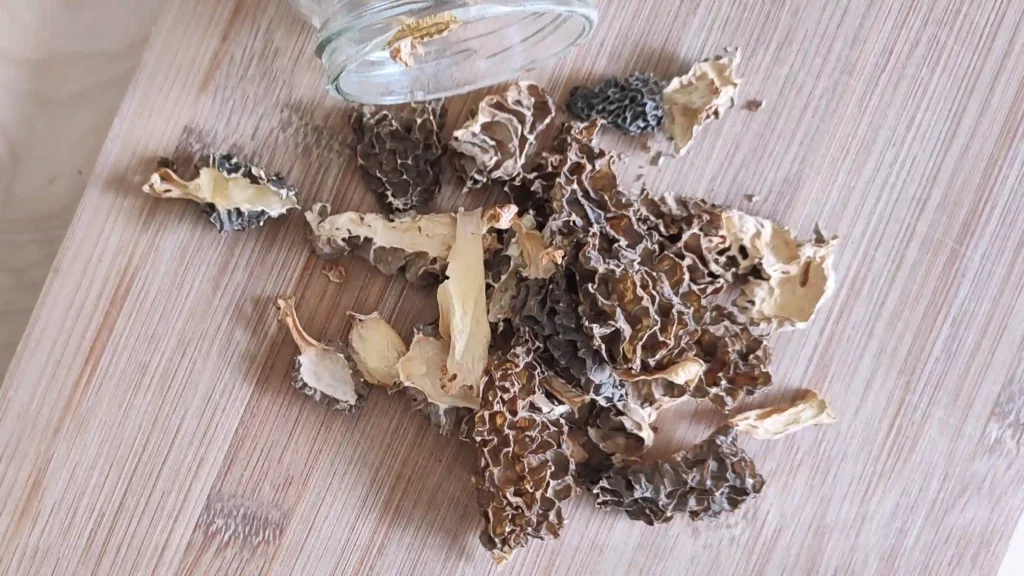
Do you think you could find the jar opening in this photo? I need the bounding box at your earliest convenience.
[317,2,597,104]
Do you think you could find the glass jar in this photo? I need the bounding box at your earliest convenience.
[289,0,598,104]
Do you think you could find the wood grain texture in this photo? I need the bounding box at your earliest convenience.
[3,0,1024,574]
[0,0,166,374]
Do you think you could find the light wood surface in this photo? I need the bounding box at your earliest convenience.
[4,1,1024,574]
[0,0,165,374]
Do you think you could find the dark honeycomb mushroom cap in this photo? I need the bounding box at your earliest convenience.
[351,100,447,213]
[593,426,764,524]
[567,73,667,136]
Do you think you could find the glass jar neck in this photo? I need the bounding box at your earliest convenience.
[303,0,598,104]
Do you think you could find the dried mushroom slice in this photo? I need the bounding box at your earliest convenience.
[567,73,667,135]
[593,426,764,524]
[275,297,369,413]
[437,207,516,396]
[728,390,837,440]
[351,101,447,213]
[663,51,741,157]
[396,327,478,435]
[452,82,556,188]
[143,153,299,232]
[347,312,408,387]
[462,332,576,564]
[736,225,838,331]
[706,211,838,330]
[306,204,455,285]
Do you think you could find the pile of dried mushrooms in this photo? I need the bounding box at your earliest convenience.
[143,54,839,565]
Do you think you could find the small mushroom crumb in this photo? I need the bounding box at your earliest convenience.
[389,38,422,68]
[728,390,837,439]
[743,99,765,112]
[743,193,761,203]
[385,12,461,61]
[321,263,347,284]
[143,153,299,232]
[274,297,369,413]
[663,51,741,157]
[649,151,666,167]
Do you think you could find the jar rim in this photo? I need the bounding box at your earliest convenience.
[315,0,598,104]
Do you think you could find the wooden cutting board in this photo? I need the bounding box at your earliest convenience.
[4,1,1024,574]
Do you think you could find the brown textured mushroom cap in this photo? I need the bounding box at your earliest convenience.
[143,153,299,232]
[462,331,577,564]
[593,426,764,524]
[351,101,447,213]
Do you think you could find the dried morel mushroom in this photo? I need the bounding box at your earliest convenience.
[720,216,839,330]
[397,326,478,435]
[348,312,408,387]
[306,203,455,285]
[537,123,731,379]
[351,101,447,213]
[594,426,764,524]
[143,153,299,232]
[462,332,576,564]
[437,207,517,396]
[348,312,475,435]
[728,390,837,440]
[567,73,667,135]
[275,297,369,413]
[663,52,741,157]
[451,82,555,188]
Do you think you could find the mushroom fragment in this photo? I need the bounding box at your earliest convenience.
[485,213,564,323]
[705,211,839,330]
[347,312,408,387]
[306,204,455,285]
[663,52,741,157]
[397,327,478,435]
[461,331,576,564]
[567,73,667,135]
[594,426,764,524]
[143,153,299,232]
[452,82,555,188]
[351,101,447,212]
[728,390,837,440]
[275,297,369,413]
